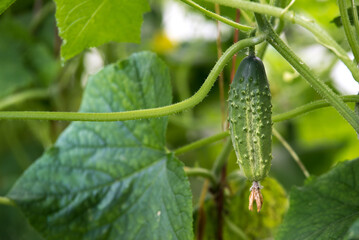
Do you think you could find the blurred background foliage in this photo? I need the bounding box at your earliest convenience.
[0,0,358,239]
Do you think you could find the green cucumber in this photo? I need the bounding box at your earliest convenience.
[228,54,272,211]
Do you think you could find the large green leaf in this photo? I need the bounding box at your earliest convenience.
[54,0,150,61]
[0,0,15,15]
[277,158,359,240]
[7,52,193,240]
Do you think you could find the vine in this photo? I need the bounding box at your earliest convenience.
[204,0,359,83]
[338,0,359,64]
[352,0,359,47]
[244,5,359,133]
[179,0,253,31]
[173,95,359,155]
[0,36,265,121]
[272,128,309,178]
[184,167,217,185]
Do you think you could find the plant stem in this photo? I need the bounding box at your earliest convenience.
[272,95,359,122]
[256,18,285,58]
[179,0,254,31]
[216,165,226,240]
[196,180,209,240]
[180,0,253,32]
[214,3,226,130]
[173,64,194,124]
[173,95,359,155]
[230,9,241,83]
[272,128,310,178]
[184,167,217,185]
[204,0,359,82]
[257,0,287,58]
[248,29,257,56]
[211,141,232,240]
[338,0,359,64]
[268,35,359,132]
[0,88,51,110]
[254,11,359,133]
[0,36,265,122]
[0,196,16,207]
[240,9,254,25]
[174,131,229,155]
[351,0,359,50]
[281,0,296,15]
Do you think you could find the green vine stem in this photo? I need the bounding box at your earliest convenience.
[184,167,217,185]
[338,0,359,64]
[174,131,229,155]
[0,36,265,122]
[214,3,226,130]
[179,0,254,31]
[352,0,359,49]
[256,19,285,58]
[248,29,257,56]
[0,89,51,110]
[173,95,359,155]
[273,95,359,122]
[256,0,287,58]
[253,11,359,133]
[272,128,310,178]
[0,196,16,207]
[204,0,359,83]
[240,9,254,25]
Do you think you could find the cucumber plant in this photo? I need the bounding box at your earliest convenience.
[1,0,359,240]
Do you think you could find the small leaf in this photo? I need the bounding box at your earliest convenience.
[7,52,193,240]
[54,0,151,61]
[277,157,359,240]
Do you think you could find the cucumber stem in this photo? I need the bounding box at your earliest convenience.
[248,29,257,56]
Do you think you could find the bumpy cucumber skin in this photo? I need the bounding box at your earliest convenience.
[228,55,272,182]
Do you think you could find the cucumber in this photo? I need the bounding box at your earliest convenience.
[228,54,272,211]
